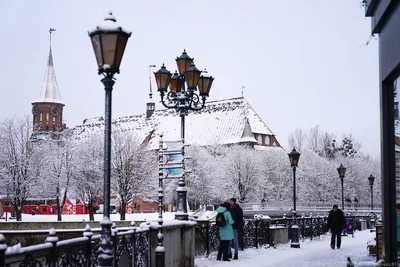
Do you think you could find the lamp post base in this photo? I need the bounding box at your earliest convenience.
[98,217,113,267]
[290,225,300,248]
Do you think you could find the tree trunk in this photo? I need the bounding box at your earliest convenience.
[56,196,62,221]
[120,200,126,221]
[88,202,94,221]
[15,204,21,221]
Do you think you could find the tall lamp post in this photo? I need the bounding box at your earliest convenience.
[288,147,300,248]
[88,12,131,267]
[337,164,346,210]
[368,174,375,210]
[154,50,214,221]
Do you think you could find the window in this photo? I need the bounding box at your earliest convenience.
[265,135,270,146]
[257,134,263,145]
[40,113,43,122]
[46,113,49,121]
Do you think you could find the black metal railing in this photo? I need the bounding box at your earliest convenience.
[195,214,374,256]
[0,222,150,267]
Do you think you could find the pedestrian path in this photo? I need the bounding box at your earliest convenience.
[195,230,377,267]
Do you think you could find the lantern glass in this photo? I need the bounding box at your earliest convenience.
[337,164,346,178]
[176,50,193,76]
[288,148,301,167]
[198,75,214,97]
[101,33,118,68]
[114,34,129,70]
[90,35,103,67]
[154,64,172,92]
[185,63,201,90]
[170,71,184,93]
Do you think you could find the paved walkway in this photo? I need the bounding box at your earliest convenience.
[195,230,377,267]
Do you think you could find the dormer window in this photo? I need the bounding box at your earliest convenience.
[257,134,263,145]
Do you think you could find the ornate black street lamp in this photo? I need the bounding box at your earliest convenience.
[288,147,300,248]
[88,12,131,267]
[154,50,214,221]
[288,148,300,212]
[337,164,346,210]
[368,174,375,210]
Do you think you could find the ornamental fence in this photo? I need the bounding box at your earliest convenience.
[0,214,375,266]
[194,214,374,256]
[0,222,150,267]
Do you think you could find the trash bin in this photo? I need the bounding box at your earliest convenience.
[345,217,354,236]
[360,219,367,230]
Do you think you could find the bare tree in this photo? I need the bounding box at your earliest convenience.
[111,132,157,220]
[72,135,103,221]
[307,125,324,154]
[223,145,261,202]
[39,131,75,221]
[288,128,307,152]
[0,117,44,221]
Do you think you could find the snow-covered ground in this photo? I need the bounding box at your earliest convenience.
[1,212,176,222]
[195,230,377,267]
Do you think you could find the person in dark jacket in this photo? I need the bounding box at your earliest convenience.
[327,204,346,249]
[216,202,234,261]
[227,198,244,260]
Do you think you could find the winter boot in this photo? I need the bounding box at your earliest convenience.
[233,253,238,260]
[223,258,230,262]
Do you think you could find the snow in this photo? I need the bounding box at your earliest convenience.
[72,97,277,150]
[0,212,176,222]
[34,48,63,104]
[195,230,377,267]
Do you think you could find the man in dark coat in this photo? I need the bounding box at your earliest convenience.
[227,198,244,260]
[327,204,346,249]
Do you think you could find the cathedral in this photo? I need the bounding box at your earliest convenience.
[32,30,65,134]
[32,33,280,150]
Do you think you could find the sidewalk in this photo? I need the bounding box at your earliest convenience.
[195,230,377,267]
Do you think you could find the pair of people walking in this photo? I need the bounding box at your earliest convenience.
[327,204,346,249]
[216,198,244,261]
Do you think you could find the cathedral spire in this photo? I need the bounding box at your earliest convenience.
[32,29,65,132]
[33,28,63,104]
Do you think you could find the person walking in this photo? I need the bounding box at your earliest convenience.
[216,202,234,261]
[327,204,346,249]
[227,198,244,260]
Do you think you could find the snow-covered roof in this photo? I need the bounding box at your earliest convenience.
[72,97,277,149]
[33,48,63,104]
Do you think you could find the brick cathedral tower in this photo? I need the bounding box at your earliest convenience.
[32,29,65,132]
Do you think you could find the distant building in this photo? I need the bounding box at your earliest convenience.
[31,31,65,133]
[73,97,281,150]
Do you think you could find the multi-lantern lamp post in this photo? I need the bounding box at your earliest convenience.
[337,164,346,210]
[88,12,131,267]
[288,147,300,248]
[368,174,375,210]
[153,50,214,221]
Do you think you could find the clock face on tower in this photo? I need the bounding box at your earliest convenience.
[51,106,59,116]
[32,105,38,115]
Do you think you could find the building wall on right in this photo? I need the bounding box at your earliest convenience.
[365,1,400,263]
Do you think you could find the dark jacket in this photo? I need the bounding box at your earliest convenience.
[327,209,346,232]
[230,203,244,229]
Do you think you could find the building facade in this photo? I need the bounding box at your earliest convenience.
[73,97,281,150]
[364,0,400,263]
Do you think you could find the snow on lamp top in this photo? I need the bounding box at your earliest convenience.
[88,12,132,75]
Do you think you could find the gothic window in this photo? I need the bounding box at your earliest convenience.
[46,113,49,121]
[53,117,55,122]
[257,134,263,145]
[265,135,270,146]
[40,113,43,122]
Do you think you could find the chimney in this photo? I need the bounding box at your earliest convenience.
[146,101,155,119]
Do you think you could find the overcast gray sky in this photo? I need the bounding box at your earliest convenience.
[0,1,379,157]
